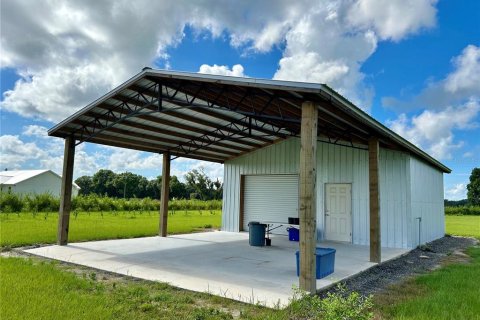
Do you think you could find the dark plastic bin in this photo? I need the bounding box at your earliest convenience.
[295,248,336,279]
[248,221,266,246]
[288,217,299,225]
[287,227,299,241]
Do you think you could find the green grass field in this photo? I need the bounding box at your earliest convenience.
[0,256,276,320]
[1,213,479,319]
[376,246,480,319]
[445,215,480,239]
[0,210,221,247]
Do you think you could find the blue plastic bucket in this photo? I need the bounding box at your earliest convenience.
[295,248,336,279]
[287,227,299,241]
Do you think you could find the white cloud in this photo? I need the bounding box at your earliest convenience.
[22,125,49,137]
[173,158,224,181]
[444,45,480,95]
[0,135,47,169]
[1,0,444,181]
[106,149,163,172]
[273,4,379,110]
[0,0,440,122]
[383,44,480,111]
[199,64,246,77]
[387,99,480,160]
[445,183,467,200]
[346,0,437,41]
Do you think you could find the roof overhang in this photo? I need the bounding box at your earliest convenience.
[49,69,451,173]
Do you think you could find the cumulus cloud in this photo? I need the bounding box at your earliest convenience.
[199,64,246,77]
[444,183,467,200]
[173,158,224,181]
[0,135,48,169]
[1,0,440,122]
[387,99,480,160]
[273,0,437,110]
[106,149,163,172]
[346,0,437,41]
[1,0,443,181]
[273,4,378,110]
[383,44,480,111]
[444,45,480,95]
[22,125,49,137]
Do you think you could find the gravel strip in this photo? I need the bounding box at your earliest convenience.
[319,236,478,297]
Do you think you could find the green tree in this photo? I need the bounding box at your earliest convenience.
[92,169,117,197]
[185,168,213,200]
[112,172,148,198]
[467,167,480,205]
[170,175,188,199]
[184,168,222,200]
[212,178,223,200]
[145,176,161,199]
[75,176,94,195]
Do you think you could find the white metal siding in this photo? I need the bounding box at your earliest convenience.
[409,157,445,246]
[223,137,418,249]
[379,149,410,248]
[7,171,79,197]
[316,143,369,245]
[243,175,299,232]
[222,138,300,232]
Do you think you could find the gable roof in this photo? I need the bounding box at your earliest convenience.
[0,170,80,189]
[48,68,450,173]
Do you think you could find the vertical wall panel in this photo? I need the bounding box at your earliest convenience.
[378,149,409,248]
[409,157,445,246]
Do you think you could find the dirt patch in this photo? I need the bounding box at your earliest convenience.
[319,236,478,297]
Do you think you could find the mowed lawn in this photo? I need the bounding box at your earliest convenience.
[375,246,480,319]
[1,213,479,319]
[0,256,276,320]
[2,246,480,319]
[0,210,221,247]
[445,215,480,239]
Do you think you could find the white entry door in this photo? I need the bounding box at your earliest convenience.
[325,183,352,242]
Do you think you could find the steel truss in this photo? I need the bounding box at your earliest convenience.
[71,78,358,160]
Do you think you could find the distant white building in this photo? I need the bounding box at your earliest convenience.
[0,170,80,197]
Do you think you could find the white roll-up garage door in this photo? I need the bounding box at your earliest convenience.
[243,174,299,232]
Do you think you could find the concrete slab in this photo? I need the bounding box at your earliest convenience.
[25,231,408,307]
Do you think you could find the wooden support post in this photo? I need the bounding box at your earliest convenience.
[369,137,381,263]
[299,101,318,294]
[159,152,171,237]
[57,137,75,245]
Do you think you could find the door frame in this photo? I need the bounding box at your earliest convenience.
[324,183,353,243]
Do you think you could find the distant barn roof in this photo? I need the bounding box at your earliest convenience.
[49,69,450,173]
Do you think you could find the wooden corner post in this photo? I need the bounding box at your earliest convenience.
[159,152,171,237]
[299,101,318,293]
[369,137,381,263]
[57,136,75,245]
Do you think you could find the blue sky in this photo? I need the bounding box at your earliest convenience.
[1,0,479,199]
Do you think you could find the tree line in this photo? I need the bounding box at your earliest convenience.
[74,168,223,200]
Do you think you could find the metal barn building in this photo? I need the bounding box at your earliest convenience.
[0,170,80,197]
[47,69,450,294]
